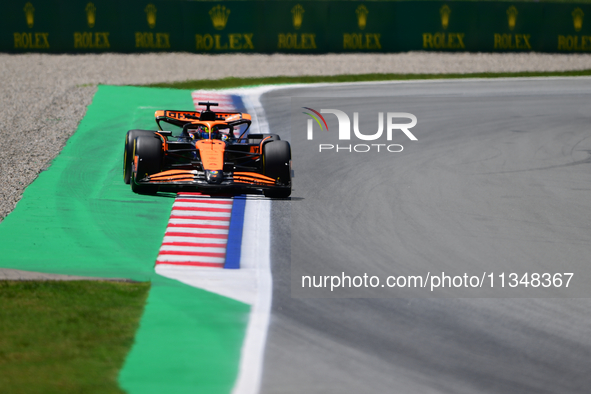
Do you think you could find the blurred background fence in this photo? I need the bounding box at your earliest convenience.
[3,0,591,53]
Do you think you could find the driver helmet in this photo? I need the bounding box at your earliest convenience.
[210,126,222,140]
[199,125,211,139]
[187,125,207,140]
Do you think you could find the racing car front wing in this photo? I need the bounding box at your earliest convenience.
[136,169,290,193]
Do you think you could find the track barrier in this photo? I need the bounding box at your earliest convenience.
[3,1,591,53]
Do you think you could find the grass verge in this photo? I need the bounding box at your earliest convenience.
[146,69,591,90]
[0,280,150,394]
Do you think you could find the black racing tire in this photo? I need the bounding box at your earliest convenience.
[131,135,162,194]
[262,140,291,198]
[124,130,155,184]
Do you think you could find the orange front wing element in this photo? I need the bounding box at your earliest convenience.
[148,170,196,183]
[196,139,225,171]
[145,170,279,186]
[233,172,277,185]
[150,170,193,177]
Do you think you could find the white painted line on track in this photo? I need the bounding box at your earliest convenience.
[231,197,272,394]
[168,209,232,217]
[160,245,227,253]
[165,227,230,235]
[157,254,226,263]
[227,86,278,394]
[172,204,233,211]
[162,236,229,244]
[156,265,257,305]
[168,216,229,223]
[168,218,230,226]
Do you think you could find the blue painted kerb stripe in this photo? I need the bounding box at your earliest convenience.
[231,95,246,113]
[225,196,246,269]
[224,94,247,269]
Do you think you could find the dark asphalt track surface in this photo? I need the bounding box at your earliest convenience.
[260,78,591,394]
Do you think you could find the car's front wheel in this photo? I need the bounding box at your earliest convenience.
[131,135,162,194]
[262,140,291,198]
[124,130,155,184]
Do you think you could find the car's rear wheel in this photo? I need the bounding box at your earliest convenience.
[131,135,162,194]
[124,130,155,184]
[262,140,291,198]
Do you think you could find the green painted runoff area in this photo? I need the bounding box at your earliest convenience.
[0,85,178,280]
[0,85,249,394]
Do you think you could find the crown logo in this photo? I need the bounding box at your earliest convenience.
[86,3,96,28]
[292,4,304,30]
[145,4,157,29]
[209,5,230,30]
[440,5,451,30]
[356,5,368,30]
[507,6,518,30]
[573,8,584,32]
[24,2,35,28]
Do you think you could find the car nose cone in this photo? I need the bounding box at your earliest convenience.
[205,170,223,184]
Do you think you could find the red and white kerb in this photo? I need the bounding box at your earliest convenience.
[156,193,233,268]
[156,93,238,268]
[192,91,236,112]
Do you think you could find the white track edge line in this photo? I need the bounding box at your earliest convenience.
[231,198,272,394]
[230,87,274,394]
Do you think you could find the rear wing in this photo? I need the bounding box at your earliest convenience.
[155,110,252,130]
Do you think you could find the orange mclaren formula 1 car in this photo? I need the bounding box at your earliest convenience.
[123,102,291,198]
